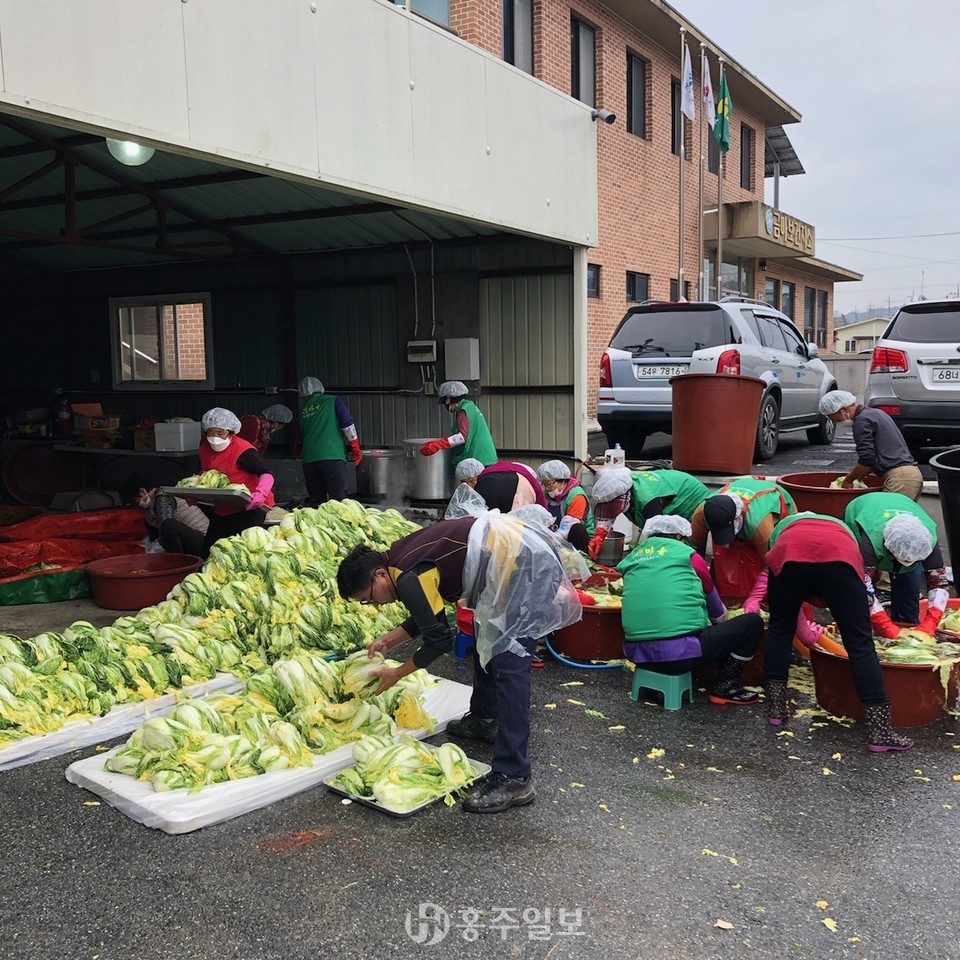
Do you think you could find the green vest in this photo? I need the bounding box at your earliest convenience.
[453,399,497,468]
[769,512,855,550]
[563,485,595,536]
[720,477,796,540]
[844,493,937,572]
[300,393,345,463]
[627,470,710,527]
[617,537,708,641]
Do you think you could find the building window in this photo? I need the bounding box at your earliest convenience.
[671,80,682,156]
[110,294,214,390]
[627,53,647,137]
[764,278,781,308]
[587,263,601,298]
[708,131,720,174]
[781,281,795,320]
[803,286,816,343]
[845,339,855,352]
[668,279,691,301]
[571,18,596,107]
[740,123,753,190]
[817,290,828,348]
[392,0,450,26]
[626,271,650,302]
[503,0,533,74]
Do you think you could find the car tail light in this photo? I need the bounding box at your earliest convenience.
[876,404,901,416]
[599,352,612,387]
[717,349,741,375]
[870,347,908,374]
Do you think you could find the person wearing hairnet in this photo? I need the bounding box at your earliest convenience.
[453,458,546,513]
[197,407,275,556]
[419,381,497,471]
[588,467,710,559]
[762,511,913,750]
[238,403,294,457]
[537,460,595,552]
[298,377,363,506]
[819,390,922,500]
[844,493,949,636]
[617,515,764,704]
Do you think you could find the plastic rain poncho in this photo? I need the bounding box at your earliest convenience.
[444,484,490,520]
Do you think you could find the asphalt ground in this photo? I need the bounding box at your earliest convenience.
[2,432,959,960]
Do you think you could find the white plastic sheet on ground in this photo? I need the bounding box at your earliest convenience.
[64,679,473,834]
[0,674,241,772]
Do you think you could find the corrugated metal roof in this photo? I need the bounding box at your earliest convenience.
[0,111,500,275]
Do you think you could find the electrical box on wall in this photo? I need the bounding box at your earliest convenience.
[406,339,438,364]
[444,338,480,381]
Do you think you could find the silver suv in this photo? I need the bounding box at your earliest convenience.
[864,299,960,454]
[597,297,838,460]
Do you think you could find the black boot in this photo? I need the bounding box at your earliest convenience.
[764,681,788,726]
[864,701,913,752]
[708,656,759,705]
[446,713,499,744]
[462,772,536,814]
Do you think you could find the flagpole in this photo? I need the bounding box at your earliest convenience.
[678,27,686,299]
[716,58,724,301]
[698,42,705,301]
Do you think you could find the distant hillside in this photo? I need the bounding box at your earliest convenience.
[834,308,895,326]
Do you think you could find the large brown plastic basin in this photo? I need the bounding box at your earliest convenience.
[85,552,201,610]
[778,471,883,519]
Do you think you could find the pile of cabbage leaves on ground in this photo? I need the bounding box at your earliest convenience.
[0,500,418,748]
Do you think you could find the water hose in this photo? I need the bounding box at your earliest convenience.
[544,634,625,670]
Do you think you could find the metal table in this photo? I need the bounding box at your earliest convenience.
[53,443,200,491]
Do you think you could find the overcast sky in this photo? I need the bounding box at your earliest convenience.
[676,0,960,316]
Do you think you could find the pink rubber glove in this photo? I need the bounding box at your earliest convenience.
[794,614,823,649]
[419,438,451,457]
[246,473,274,511]
[742,570,769,615]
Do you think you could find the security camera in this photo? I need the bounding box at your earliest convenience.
[591,109,617,124]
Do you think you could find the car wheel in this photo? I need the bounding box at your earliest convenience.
[806,415,836,445]
[604,428,647,459]
[754,395,780,461]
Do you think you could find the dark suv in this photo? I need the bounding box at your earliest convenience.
[864,299,960,453]
[596,298,837,459]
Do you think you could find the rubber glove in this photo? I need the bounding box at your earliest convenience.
[742,570,768,615]
[419,437,451,457]
[794,613,823,648]
[246,473,274,511]
[587,526,609,560]
[576,589,596,606]
[870,608,901,640]
[347,438,363,466]
[556,515,577,539]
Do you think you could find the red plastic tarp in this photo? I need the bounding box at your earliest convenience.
[0,508,147,543]
[0,538,144,580]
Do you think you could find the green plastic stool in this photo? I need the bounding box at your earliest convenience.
[630,669,693,711]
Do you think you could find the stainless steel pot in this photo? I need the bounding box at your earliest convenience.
[403,439,454,501]
[596,531,625,565]
[356,447,403,497]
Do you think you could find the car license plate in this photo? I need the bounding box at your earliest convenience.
[933,367,960,381]
[635,364,686,378]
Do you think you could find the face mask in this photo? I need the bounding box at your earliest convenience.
[207,436,231,452]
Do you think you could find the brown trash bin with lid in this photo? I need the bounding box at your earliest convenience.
[669,374,765,475]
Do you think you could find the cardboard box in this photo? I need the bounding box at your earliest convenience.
[134,427,157,452]
[155,422,201,452]
[72,403,122,432]
[84,434,116,450]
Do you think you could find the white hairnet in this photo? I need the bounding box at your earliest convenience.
[592,467,633,503]
[819,390,857,416]
[882,513,933,564]
[640,514,693,542]
[510,504,555,528]
[261,403,293,424]
[454,458,485,482]
[299,376,324,398]
[200,407,241,433]
[438,380,469,400]
[537,459,571,482]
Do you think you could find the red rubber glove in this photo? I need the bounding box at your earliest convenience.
[870,609,901,640]
[587,526,609,560]
[347,438,363,466]
[919,607,945,637]
[419,437,451,457]
[576,589,596,606]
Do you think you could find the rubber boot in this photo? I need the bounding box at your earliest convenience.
[708,656,759,705]
[863,701,914,752]
[764,681,789,726]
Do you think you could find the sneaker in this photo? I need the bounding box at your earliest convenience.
[446,713,499,744]
[462,772,536,814]
[531,653,546,668]
[708,686,760,705]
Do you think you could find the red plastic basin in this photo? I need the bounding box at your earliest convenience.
[85,553,201,610]
[777,471,883,519]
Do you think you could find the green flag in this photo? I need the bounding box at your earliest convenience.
[713,68,732,153]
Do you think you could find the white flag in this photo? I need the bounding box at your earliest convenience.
[681,43,696,122]
[702,53,716,130]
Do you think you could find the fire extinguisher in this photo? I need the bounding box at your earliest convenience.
[56,400,73,437]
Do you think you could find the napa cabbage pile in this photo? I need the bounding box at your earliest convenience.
[0,500,418,748]
[175,470,249,492]
[332,734,480,811]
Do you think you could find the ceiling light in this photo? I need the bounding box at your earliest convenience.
[105,138,156,167]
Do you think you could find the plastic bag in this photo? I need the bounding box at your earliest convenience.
[462,514,588,667]
[444,483,489,520]
[140,535,166,555]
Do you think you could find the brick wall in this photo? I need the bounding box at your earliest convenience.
[161,302,207,381]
